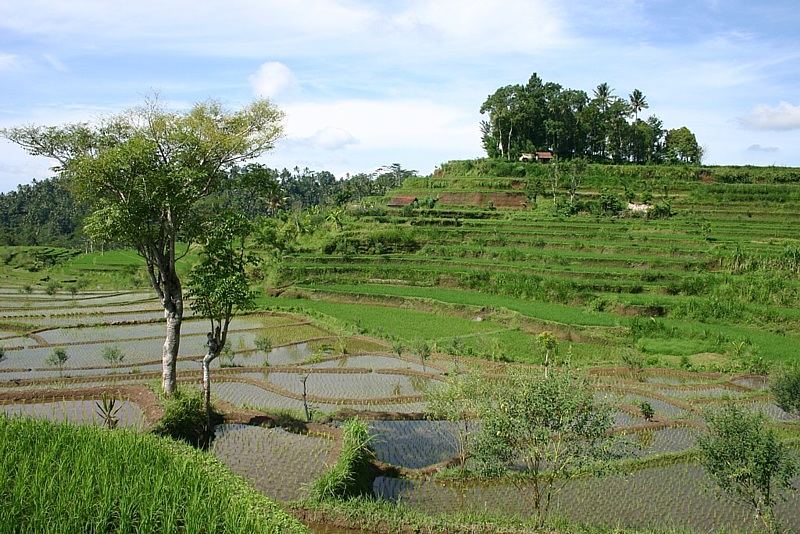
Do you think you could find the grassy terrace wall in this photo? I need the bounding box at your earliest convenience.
[0,416,307,534]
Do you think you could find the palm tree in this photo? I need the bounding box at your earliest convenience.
[593,83,613,111]
[629,89,649,121]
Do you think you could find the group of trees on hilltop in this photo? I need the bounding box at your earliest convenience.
[480,73,702,165]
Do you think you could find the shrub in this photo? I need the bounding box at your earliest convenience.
[45,347,69,376]
[151,389,218,447]
[309,418,374,501]
[698,405,797,533]
[771,366,800,416]
[101,345,125,365]
[44,280,61,295]
[639,401,655,421]
[255,334,273,354]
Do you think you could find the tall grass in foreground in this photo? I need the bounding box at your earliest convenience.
[0,416,307,534]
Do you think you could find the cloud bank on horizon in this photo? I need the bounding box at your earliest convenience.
[0,0,798,190]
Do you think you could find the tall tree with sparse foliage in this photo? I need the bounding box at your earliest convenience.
[2,97,283,395]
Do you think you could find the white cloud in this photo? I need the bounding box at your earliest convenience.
[295,127,358,150]
[282,98,477,151]
[747,144,779,153]
[739,102,800,131]
[249,61,295,98]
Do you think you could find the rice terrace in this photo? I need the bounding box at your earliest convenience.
[2,3,800,534]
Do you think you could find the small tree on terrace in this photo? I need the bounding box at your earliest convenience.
[2,97,283,396]
[46,347,69,378]
[412,339,431,372]
[188,213,256,431]
[426,371,484,471]
[471,369,616,528]
[771,365,800,416]
[698,405,797,533]
[536,331,558,376]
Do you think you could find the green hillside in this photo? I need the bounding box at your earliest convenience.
[269,160,800,370]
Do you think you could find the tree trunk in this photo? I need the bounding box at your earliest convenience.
[202,351,216,434]
[162,309,181,395]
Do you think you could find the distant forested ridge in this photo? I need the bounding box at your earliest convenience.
[0,177,88,246]
[480,73,702,164]
[0,164,415,247]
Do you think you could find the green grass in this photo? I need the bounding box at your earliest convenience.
[0,416,307,534]
[257,295,502,342]
[305,283,624,327]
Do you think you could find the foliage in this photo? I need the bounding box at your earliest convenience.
[639,402,655,422]
[44,280,61,295]
[0,416,306,533]
[479,73,696,164]
[665,127,703,164]
[45,347,69,375]
[95,393,122,429]
[771,366,800,416]
[151,389,218,447]
[412,339,431,369]
[0,176,88,246]
[536,331,558,371]
[698,404,797,533]
[100,345,125,365]
[471,369,617,526]
[255,333,274,354]
[3,95,283,396]
[425,372,484,470]
[309,418,374,501]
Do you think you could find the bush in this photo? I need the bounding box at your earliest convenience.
[639,401,655,421]
[151,389,219,447]
[698,405,797,533]
[309,418,374,501]
[101,345,125,365]
[772,366,800,415]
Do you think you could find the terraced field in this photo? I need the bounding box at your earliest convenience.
[262,166,800,375]
[3,163,800,532]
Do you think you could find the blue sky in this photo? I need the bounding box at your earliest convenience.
[1,0,799,191]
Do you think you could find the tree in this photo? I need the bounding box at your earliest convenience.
[426,371,484,471]
[255,333,273,355]
[593,83,614,111]
[566,158,587,208]
[412,339,431,371]
[391,339,405,358]
[101,345,125,365]
[698,405,797,533]
[471,369,616,527]
[46,347,69,378]
[187,213,257,431]
[3,97,283,396]
[536,331,558,376]
[629,89,648,121]
[665,127,702,164]
[771,365,800,416]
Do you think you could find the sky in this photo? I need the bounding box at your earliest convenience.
[0,0,799,191]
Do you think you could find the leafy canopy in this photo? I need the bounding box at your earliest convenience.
[188,213,256,330]
[698,404,797,532]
